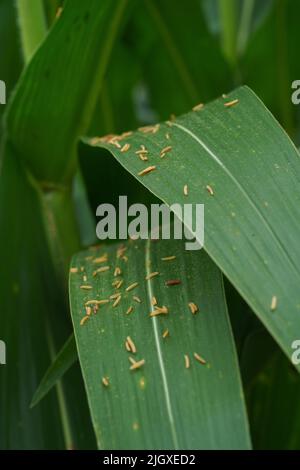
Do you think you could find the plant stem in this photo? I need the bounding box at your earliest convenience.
[237,0,255,56]
[219,0,238,68]
[16,0,47,64]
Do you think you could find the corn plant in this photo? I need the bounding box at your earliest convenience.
[1,0,300,450]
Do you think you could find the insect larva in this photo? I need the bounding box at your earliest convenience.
[135,145,148,155]
[93,255,108,264]
[102,377,109,387]
[127,336,137,353]
[89,137,102,146]
[194,352,207,365]
[93,305,99,314]
[138,124,160,134]
[130,359,145,371]
[112,295,121,307]
[139,154,148,161]
[206,185,214,196]
[162,329,169,339]
[224,99,239,108]
[160,146,172,158]
[115,279,123,289]
[133,296,142,303]
[151,296,157,306]
[149,306,168,317]
[192,103,204,112]
[188,302,198,314]
[122,255,128,262]
[145,272,159,280]
[80,315,89,326]
[117,245,127,258]
[161,256,176,261]
[126,282,139,292]
[121,131,133,139]
[110,292,122,300]
[80,267,84,272]
[114,266,122,277]
[129,356,136,365]
[70,267,78,273]
[83,275,87,282]
[270,295,277,311]
[109,139,122,149]
[184,354,190,369]
[165,279,181,286]
[183,184,188,196]
[125,340,131,352]
[126,306,133,315]
[80,285,92,290]
[120,143,130,153]
[85,299,109,306]
[93,266,110,276]
[138,166,156,177]
[165,133,170,140]
[85,306,92,316]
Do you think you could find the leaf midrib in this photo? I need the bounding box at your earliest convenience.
[145,238,179,449]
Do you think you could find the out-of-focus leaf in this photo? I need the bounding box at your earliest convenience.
[31,334,77,408]
[5,0,128,183]
[84,86,300,369]
[130,0,231,119]
[69,238,251,449]
[0,146,95,449]
[246,347,300,449]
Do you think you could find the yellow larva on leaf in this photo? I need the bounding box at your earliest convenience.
[93,254,108,264]
[102,377,109,387]
[183,184,188,196]
[270,296,277,311]
[160,146,172,158]
[138,166,156,177]
[133,296,142,303]
[126,336,137,353]
[80,315,89,326]
[149,306,168,317]
[162,329,169,339]
[161,256,176,262]
[114,267,122,277]
[80,285,92,290]
[145,272,160,281]
[188,302,198,314]
[194,352,206,365]
[192,103,204,111]
[112,295,121,307]
[126,282,139,292]
[184,354,190,369]
[130,359,145,371]
[224,99,239,108]
[92,266,110,276]
[126,306,134,315]
[151,296,157,306]
[120,143,130,153]
[85,306,92,316]
[206,185,214,196]
[70,267,78,273]
[85,299,109,306]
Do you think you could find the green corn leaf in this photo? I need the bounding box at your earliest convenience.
[31,334,77,408]
[69,238,251,450]
[83,85,300,369]
[5,0,128,183]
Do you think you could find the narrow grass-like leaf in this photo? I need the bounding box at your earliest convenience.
[69,238,250,449]
[31,334,77,408]
[84,85,300,369]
